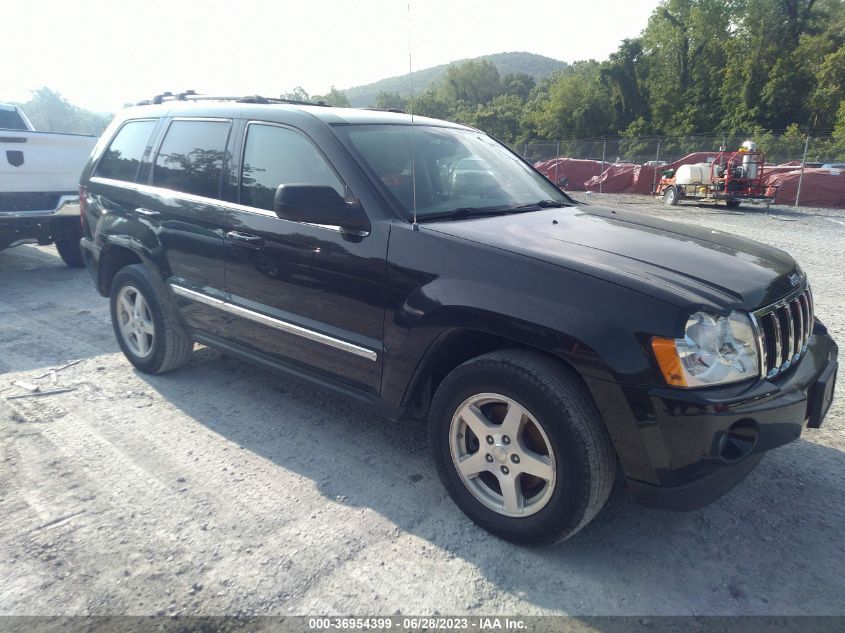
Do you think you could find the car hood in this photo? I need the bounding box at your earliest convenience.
[423,205,801,311]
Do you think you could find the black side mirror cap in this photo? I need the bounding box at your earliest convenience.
[273,185,370,234]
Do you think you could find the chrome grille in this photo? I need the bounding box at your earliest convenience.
[752,285,814,379]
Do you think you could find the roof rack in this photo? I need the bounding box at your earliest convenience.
[363,107,406,114]
[133,91,328,107]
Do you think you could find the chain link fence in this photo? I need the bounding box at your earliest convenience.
[522,133,845,209]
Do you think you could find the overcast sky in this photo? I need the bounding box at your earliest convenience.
[4,0,661,112]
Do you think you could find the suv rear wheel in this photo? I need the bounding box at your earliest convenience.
[110,264,193,374]
[429,350,616,545]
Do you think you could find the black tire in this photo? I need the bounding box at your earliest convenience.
[54,222,84,268]
[429,350,616,545]
[109,264,193,374]
[663,186,679,206]
[725,199,741,208]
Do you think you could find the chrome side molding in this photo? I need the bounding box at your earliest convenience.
[169,284,378,362]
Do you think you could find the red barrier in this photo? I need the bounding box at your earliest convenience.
[534,158,604,191]
[584,163,637,192]
[765,168,845,208]
[536,152,845,208]
[583,152,722,193]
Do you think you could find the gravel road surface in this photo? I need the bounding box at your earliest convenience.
[1,197,843,617]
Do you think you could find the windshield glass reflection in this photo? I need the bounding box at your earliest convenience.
[337,124,567,219]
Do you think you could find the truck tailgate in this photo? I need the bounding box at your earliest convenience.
[1,131,97,194]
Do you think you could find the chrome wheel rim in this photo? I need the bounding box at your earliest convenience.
[116,285,155,359]
[449,393,556,517]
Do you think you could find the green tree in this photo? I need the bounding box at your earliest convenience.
[314,86,350,108]
[374,91,407,110]
[618,117,656,158]
[440,60,502,106]
[526,61,612,139]
[280,86,312,102]
[640,0,735,134]
[500,73,535,101]
[452,95,528,144]
[600,39,648,134]
[408,88,454,119]
[720,0,819,131]
[16,87,111,135]
[796,0,845,129]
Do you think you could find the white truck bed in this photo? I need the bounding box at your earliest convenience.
[1,104,101,262]
[1,130,97,203]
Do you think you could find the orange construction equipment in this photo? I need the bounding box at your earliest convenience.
[655,141,777,208]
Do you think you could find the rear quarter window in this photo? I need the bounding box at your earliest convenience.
[0,108,28,130]
[94,119,158,182]
[153,119,231,199]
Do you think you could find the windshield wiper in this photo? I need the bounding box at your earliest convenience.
[516,199,569,209]
[416,202,566,223]
[415,206,514,223]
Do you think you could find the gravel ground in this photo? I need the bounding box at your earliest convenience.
[1,196,843,617]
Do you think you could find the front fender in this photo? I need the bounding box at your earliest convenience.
[382,267,682,404]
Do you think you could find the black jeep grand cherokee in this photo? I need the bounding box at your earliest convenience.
[78,96,838,544]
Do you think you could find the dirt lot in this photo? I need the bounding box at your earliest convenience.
[1,196,844,617]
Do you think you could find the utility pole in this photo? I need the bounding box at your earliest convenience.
[554,140,560,187]
[599,139,607,195]
[652,140,661,194]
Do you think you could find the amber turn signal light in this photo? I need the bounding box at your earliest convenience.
[651,337,688,387]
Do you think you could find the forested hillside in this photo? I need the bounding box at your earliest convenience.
[399,0,845,149]
[342,52,567,107]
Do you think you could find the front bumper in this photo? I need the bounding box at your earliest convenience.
[589,322,838,511]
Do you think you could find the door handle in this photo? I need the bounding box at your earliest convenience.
[134,207,160,219]
[226,231,265,247]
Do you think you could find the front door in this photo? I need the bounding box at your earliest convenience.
[222,122,386,395]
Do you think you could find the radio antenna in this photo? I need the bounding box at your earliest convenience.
[407,1,418,230]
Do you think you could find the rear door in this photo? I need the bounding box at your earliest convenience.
[143,117,233,336]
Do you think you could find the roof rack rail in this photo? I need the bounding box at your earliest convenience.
[133,91,328,107]
[363,107,406,114]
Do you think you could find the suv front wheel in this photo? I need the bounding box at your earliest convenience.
[110,264,194,374]
[429,350,616,545]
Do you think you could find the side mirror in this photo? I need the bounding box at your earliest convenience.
[273,185,370,234]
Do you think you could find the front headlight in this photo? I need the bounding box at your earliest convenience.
[652,311,759,387]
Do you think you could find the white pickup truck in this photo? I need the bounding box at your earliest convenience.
[1,103,98,267]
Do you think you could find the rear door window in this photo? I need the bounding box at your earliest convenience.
[153,119,231,199]
[240,123,344,211]
[94,119,157,182]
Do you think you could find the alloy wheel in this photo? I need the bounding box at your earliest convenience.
[116,285,156,358]
[449,393,556,517]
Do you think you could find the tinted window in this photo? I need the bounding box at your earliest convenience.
[94,119,157,182]
[153,120,231,199]
[0,108,28,130]
[240,124,344,211]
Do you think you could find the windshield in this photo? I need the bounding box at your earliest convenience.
[336,124,568,220]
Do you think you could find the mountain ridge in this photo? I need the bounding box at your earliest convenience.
[342,51,567,107]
